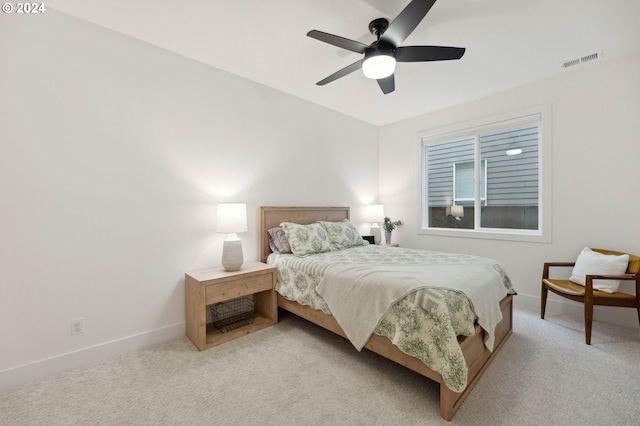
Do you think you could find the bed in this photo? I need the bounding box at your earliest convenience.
[258,206,514,420]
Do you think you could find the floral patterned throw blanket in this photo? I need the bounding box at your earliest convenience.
[267,245,515,392]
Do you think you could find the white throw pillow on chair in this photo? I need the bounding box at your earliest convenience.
[569,247,629,293]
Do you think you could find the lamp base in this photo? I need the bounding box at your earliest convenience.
[222,240,244,272]
[370,225,381,245]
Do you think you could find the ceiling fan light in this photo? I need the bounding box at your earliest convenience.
[362,54,396,79]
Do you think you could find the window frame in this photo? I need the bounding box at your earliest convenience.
[417,104,552,243]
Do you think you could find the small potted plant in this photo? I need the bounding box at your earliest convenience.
[382,217,402,245]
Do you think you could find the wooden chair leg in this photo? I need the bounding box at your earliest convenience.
[584,300,593,345]
[540,285,548,319]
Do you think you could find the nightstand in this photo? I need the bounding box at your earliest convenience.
[185,261,277,351]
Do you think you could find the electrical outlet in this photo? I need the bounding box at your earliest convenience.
[71,318,84,335]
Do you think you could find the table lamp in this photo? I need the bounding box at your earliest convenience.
[217,203,248,271]
[447,205,464,220]
[365,204,384,245]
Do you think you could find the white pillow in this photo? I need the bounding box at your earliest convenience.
[569,247,629,293]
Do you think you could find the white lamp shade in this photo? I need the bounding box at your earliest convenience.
[364,204,384,223]
[216,203,248,234]
[362,55,396,79]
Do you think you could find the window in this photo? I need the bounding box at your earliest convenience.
[419,105,552,242]
[454,159,486,204]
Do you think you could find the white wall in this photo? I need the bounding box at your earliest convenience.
[379,52,640,328]
[0,11,378,386]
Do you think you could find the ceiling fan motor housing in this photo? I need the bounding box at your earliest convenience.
[364,44,396,59]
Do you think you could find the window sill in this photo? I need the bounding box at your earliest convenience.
[418,227,551,243]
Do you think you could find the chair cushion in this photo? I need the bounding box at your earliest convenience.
[543,278,586,296]
[543,278,636,300]
[569,247,629,293]
[542,278,636,300]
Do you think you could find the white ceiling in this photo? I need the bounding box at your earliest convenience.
[47,0,640,126]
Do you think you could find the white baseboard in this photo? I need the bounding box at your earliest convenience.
[2,295,637,393]
[0,322,185,392]
[514,293,639,329]
[515,292,583,318]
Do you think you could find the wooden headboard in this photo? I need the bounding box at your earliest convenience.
[258,206,350,262]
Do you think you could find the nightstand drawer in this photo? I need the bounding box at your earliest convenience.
[205,273,273,305]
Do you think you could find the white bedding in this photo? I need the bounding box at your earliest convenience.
[317,262,508,352]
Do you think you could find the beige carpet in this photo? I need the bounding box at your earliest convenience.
[1,305,639,426]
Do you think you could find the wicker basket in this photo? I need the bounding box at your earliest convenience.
[209,296,255,333]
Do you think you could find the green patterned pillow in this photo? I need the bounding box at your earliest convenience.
[280,222,334,256]
[319,219,367,250]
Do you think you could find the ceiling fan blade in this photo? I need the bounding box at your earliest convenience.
[307,30,369,54]
[316,59,364,86]
[381,0,437,47]
[377,74,395,94]
[396,46,465,62]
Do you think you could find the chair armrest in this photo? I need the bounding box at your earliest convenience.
[544,262,576,267]
[586,274,636,281]
[542,262,575,279]
[584,274,638,294]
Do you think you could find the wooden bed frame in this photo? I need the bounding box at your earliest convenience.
[258,206,513,421]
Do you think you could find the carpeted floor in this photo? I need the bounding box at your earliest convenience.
[1,304,639,425]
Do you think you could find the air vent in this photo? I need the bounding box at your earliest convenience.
[561,51,603,69]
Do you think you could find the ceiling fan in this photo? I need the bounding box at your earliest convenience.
[307,0,465,94]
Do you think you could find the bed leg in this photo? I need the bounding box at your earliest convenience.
[439,383,457,421]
